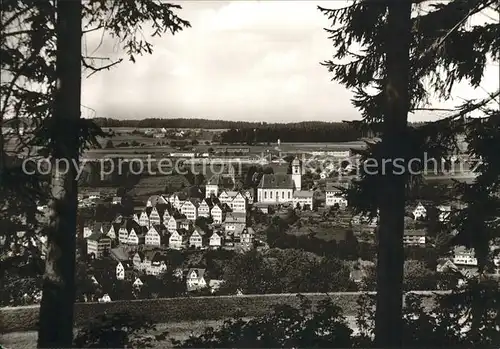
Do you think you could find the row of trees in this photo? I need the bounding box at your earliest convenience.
[94,117,266,129]
[220,122,362,144]
[220,249,357,294]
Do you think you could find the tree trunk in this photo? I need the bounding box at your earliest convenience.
[37,0,81,347]
[374,1,412,348]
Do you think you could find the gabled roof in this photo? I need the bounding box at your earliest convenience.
[187,268,205,279]
[258,174,294,189]
[87,233,111,242]
[293,190,314,198]
[242,227,255,235]
[211,203,222,211]
[200,198,214,208]
[110,247,131,261]
[147,195,168,206]
[225,191,239,198]
[118,260,134,270]
[207,174,235,187]
[436,259,458,271]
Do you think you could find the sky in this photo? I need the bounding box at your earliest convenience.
[81,1,499,123]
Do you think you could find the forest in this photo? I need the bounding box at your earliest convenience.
[220,122,363,143]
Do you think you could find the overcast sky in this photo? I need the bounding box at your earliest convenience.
[81,1,499,122]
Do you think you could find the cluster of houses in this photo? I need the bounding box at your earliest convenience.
[412,202,453,221]
[437,245,500,283]
[84,188,258,259]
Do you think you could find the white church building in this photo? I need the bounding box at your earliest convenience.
[256,157,313,208]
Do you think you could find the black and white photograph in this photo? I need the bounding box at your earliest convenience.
[1,0,499,348]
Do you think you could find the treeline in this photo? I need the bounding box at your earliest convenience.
[220,122,363,143]
[93,118,263,129]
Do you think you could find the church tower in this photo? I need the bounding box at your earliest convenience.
[291,156,301,191]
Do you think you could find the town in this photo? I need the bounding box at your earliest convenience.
[5,123,491,306]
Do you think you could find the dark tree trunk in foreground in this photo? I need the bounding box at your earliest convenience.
[374,1,412,348]
[37,0,81,347]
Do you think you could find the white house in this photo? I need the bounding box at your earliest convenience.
[209,231,222,248]
[186,268,207,291]
[189,229,204,248]
[198,199,213,218]
[239,227,254,247]
[218,190,236,207]
[107,226,116,239]
[231,192,247,213]
[166,216,178,232]
[118,227,130,244]
[453,246,478,266]
[413,202,427,220]
[292,191,314,209]
[149,207,161,226]
[403,230,426,245]
[224,212,246,233]
[168,230,184,249]
[181,200,199,221]
[147,254,168,276]
[87,233,111,258]
[116,261,133,280]
[133,278,143,288]
[145,226,161,246]
[325,181,349,208]
[169,194,185,210]
[132,213,140,224]
[162,209,171,226]
[178,219,192,231]
[211,204,224,224]
[138,211,150,227]
[127,229,142,245]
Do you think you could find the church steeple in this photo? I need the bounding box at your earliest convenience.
[291,155,301,191]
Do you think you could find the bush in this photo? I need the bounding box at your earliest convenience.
[74,312,168,348]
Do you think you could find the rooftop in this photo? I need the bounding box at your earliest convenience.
[258,174,294,189]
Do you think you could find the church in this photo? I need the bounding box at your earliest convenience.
[256,157,314,208]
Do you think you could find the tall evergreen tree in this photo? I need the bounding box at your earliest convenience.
[1,0,190,347]
[320,0,498,346]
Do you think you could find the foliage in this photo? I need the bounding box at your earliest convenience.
[320,0,500,270]
[362,260,447,291]
[169,280,500,348]
[220,249,356,294]
[74,312,169,348]
[172,295,354,348]
[1,0,191,274]
[0,271,42,306]
[220,122,362,143]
